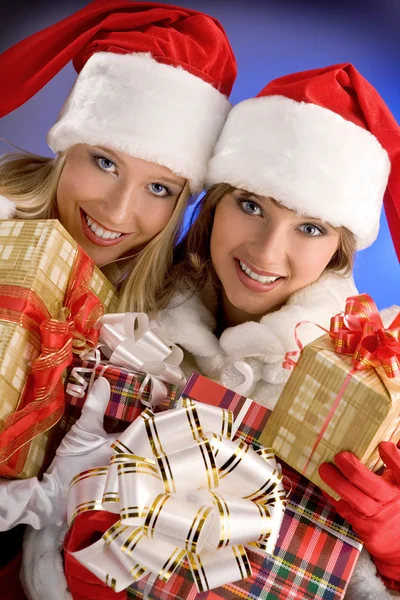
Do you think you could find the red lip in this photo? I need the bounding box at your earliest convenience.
[234,258,284,293]
[236,257,284,278]
[80,209,130,247]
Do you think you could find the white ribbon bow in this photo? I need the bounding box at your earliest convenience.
[67,313,186,409]
[67,400,286,594]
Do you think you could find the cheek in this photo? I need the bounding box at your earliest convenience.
[139,201,176,236]
[56,167,85,211]
[210,212,230,268]
[295,239,339,280]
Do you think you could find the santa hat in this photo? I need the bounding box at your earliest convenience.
[0,0,237,193]
[207,63,400,253]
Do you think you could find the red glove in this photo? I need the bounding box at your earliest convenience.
[319,441,400,591]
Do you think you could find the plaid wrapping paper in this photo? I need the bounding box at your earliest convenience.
[260,334,400,497]
[57,355,178,441]
[0,219,118,478]
[126,373,362,600]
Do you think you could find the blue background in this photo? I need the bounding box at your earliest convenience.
[1,0,399,309]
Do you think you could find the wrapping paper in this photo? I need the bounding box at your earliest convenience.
[0,219,117,477]
[61,355,178,438]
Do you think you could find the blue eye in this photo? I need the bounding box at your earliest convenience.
[298,223,326,237]
[239,200,262,216]
[149,183,171,197]
[94,155,117,173]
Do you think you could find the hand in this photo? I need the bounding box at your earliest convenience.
[51,376,116,470]
[0,377,117,530]
[319,442,400,590]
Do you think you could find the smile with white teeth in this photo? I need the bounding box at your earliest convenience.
[239,260,281,284]
[85,214,122,240]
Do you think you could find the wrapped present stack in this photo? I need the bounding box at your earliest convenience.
[261,294,400,498]
[64,372,362,600]
[0,219,118,478]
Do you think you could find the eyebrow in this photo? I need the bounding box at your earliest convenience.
[95,146,126,166]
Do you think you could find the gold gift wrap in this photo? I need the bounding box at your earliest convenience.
[260,334,400,499]
[0,219,118,478]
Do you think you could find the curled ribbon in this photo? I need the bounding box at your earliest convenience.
[97,312,186,409]
[0,248,104,473]
[67,400,286,594]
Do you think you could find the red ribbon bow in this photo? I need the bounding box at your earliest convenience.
[0,248,104,476]
[330,294,400,379]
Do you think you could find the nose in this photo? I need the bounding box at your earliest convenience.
[103,182,136,227]
[249,222,287,266]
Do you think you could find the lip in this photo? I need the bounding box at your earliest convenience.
[234,258,284,293]
[80,209,130,247]
[236,257,284,278]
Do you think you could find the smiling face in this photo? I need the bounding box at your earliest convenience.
[56,144,186,266]
[210,189,340,325]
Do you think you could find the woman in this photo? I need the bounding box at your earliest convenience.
[0,1,236,597]
[0,0,236,313]
[153,63,400,600]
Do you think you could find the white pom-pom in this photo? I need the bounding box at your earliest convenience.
[0,195,16,219]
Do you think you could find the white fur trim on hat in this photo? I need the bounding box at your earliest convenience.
[47,52,231,193]
[0,195,16,219]
[207,95,391,249]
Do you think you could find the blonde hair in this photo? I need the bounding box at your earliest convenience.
[0,150,190,313]
[165,183,357,300]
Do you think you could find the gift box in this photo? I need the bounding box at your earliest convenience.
[58,354,179,439]
[260,296,400,498]
[0,219,118,478]
[119,373,362,600]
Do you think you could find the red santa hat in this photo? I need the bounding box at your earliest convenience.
[207,63,400,254]
[0,0,237,193]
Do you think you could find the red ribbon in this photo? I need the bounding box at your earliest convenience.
[330,294,400,378]
[283,294,400,477]
[0,248,104,476]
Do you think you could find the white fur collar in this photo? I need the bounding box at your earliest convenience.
[159,271,358,390]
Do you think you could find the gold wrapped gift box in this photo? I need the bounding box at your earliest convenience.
[260,334,400,499]
[0,219,118,478]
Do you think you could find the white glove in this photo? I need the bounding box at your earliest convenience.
[0,377,117,531]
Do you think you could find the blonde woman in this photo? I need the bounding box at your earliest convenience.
[0,1,236,597]
[0,0,236,313]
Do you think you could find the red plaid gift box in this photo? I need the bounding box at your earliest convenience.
[126,372,362,600]
[55,356,178,445]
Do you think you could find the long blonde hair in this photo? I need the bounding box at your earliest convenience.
[0,150,190,313]
[164,183,357,302]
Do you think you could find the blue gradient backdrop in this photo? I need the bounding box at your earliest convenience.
[1,0,399,308]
